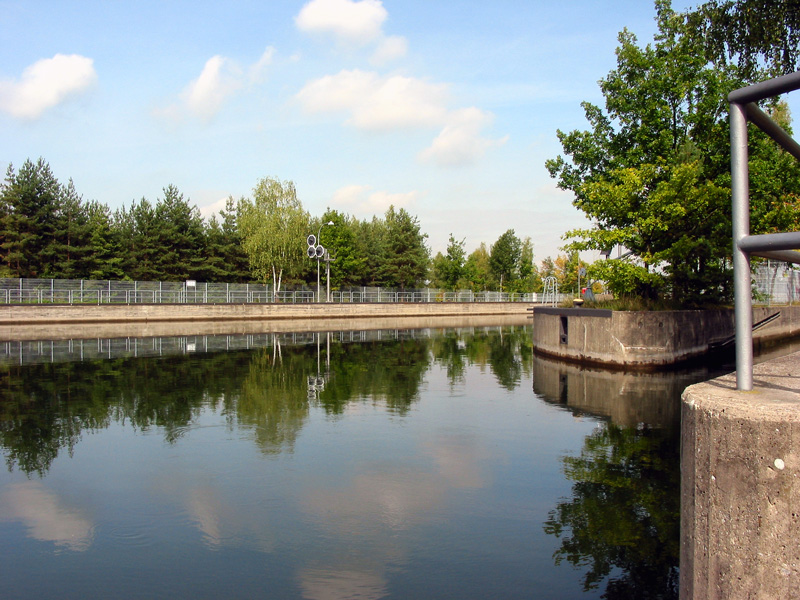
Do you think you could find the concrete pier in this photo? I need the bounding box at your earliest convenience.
[532,306,800,369]
[681,350,800,599]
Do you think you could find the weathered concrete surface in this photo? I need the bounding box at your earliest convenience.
[532,353,718,428]
[532,306,800,368]
[0,313,532,341]
[681,351,800,599]
[0,301,530,328]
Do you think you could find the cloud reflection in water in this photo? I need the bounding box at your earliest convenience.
[0,481,93,551]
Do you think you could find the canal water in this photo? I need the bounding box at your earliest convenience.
[0,324,726,599]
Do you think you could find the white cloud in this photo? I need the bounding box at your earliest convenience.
[157,49,275,124]
[248,46,275,84]
[0,54,96,120]
[195,194,230,220]
[296,70,379,113]
[296,69,448,131]
[182,55,242,121]
[332,184,372,206]
[419,107,508,167]
[370,35,408,66]
[295,0,387,45]
[333,184,418,215]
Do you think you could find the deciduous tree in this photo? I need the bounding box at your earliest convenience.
[489,229,521,291]
[432,234,466,290]
[545,1,800,306]
[238,177,309,299]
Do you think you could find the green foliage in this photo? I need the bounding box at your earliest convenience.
[379,205,430,289]
[52,179,91,279]
[84,201,125,280]
[696,0,800,77]
[353,216,388,286]
[238,177,310,296]
[545,1,800,307]
[431,234,466,290]
[489,229,521,290]
[544,423,680,597]
[462,243,494,291]
[316,209,366,288]
[153,185,207,280]
[1,158,63,278]
[588,259,665,299]
[514,236,540,292]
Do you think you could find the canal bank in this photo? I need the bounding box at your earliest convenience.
[0,312,533,341]
[531,306,800,369]
[0,302,533,341]
[0,301,531,326]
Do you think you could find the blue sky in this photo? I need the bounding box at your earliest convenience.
[1,0,720,261]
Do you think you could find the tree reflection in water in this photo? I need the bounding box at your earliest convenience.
[543,423,680,599]
[531,353,721,599]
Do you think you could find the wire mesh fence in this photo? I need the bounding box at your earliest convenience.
[0,278,551,305]
[752,261,800,306]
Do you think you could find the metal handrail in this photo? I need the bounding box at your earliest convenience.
[729,71,800,390]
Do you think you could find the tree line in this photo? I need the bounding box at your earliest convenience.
[0,157,574,294]
[11,1,790,306]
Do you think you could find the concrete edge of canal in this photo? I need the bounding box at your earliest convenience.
[531,305,800,369]
[0,301,532,325]
[0,302,535,341]
[680,349,800,600]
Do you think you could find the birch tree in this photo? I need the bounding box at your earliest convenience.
[238,177,309,300]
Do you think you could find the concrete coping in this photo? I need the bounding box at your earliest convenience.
[683,350,800,421]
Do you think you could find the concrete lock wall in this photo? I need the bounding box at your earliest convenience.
[0,302,534,341]
[0,301,531,324]
[681,351,800,599]
[532,306,800,368]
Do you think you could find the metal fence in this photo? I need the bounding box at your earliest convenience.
[0,326,516,367]
[0,278,554,305]
[752,261,800,306]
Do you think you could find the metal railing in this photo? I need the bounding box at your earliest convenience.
[730,71,800,390]
[0,278,553,306]
[330,289,549,303]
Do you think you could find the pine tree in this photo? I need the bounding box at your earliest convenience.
[52,179,91,279]
[85,201,124,280]
[0,158,62,278]
[380,206,430,289]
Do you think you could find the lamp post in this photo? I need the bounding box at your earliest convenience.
[317,221,333,303]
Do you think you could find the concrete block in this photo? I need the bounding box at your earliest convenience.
[681,351,800,599]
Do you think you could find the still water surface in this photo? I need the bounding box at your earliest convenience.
[0,325,722,599]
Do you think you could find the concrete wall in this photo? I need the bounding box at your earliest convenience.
[0,301,531,326]
[681,350,800,599]
[531,306,800,369]
[0,313,532,342]
[532,353,711,428]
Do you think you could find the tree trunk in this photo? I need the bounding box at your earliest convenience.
[272,265,283,302]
